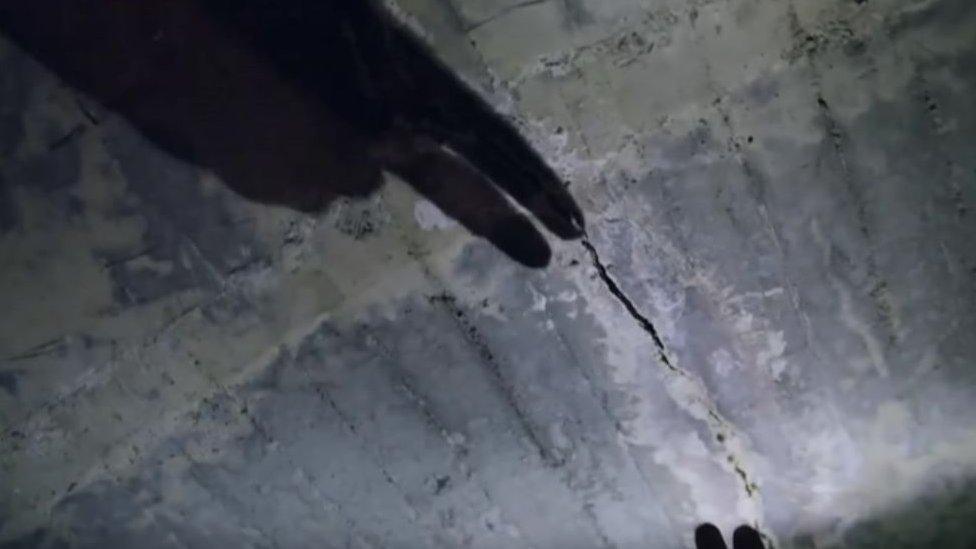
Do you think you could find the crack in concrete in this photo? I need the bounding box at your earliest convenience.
[464,0,551,32]
[580,236,766,506]
[785,3,900,359]
[384,223,608,546]
[370,339,543,549]
[303,368,441,546]
[580,238,677,372]
[427,292,616,549]
[532,281,682,546]
[541,16,770,519]
[3,336,67,362]
[428,293,566,469]
[184,461,282,549]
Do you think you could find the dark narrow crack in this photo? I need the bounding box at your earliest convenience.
[3,337,66,362]
[366,332,480,468]
[47,124,85,151]
[74,95,101,125]
[814,92,899,346]
[581,237,678,373]
[465,0,551,32]
[428,293,565,469]
[731,460,759,497]
[184,462,281,549]
[414,292,612,548]
[101,245,158,269]
[581,236,767,507]
[306,374,438,542]
[815,94,867,232]
[541,282,684,515]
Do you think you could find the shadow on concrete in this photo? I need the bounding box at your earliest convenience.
[4,477,976,548]
[692,475,976,549]
[0,0,584,268]
[788,475,976,549]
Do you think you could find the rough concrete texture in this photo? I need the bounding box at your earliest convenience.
[2,0,976,547]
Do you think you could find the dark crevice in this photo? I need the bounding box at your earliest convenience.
[308,375,435,538]
[580,237,678,373]
[424,289,614,548]
[464,0,550,32]
[74,95,101,125]
[366,330,477,465]
[47,123,85,151]
[814,92,901,347]
[732,461,759,497]
[428,293,565,469]
[581,236,769,515]
[3,337,66,362]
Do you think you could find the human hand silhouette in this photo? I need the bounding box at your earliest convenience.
[695,523,765,549]
[0,0,584,268]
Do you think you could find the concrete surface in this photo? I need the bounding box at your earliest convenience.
[2,0,976,547]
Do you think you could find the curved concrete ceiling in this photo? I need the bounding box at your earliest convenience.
[1,0,975,547]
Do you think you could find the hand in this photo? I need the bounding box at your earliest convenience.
[695,523,765,549]
[0,0,584,267]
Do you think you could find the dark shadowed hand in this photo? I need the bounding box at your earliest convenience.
[0,0,584,267]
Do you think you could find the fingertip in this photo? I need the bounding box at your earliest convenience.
[566,204,586,238]
[489,215,552,268]
[537,189,586,240]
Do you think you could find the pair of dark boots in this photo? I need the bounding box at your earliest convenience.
[695,524,765,549]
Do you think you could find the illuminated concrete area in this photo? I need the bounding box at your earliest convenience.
[2,0,976,547]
